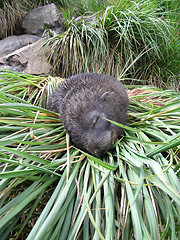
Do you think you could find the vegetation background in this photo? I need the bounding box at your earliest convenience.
[0,0,179,239]
[0,0,179,89]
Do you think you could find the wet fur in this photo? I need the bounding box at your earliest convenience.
[48,73,129,157]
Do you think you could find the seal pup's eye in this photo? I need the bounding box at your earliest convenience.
[92,115,100,128]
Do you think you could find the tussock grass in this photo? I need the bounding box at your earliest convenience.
[0,0,29,39]
[43,0,179,89]
[1,0,179,88]
[0,71,179,239]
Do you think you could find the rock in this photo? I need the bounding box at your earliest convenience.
[0,39,52,75]
[0,35,40,58]
[22,3,65,36]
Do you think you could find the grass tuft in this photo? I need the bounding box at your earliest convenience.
[0,71,179,239]
[41,0,179,89]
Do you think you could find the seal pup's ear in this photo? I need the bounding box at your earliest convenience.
[100,92,108,101]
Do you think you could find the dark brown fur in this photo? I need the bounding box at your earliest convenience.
[48,73,129,157]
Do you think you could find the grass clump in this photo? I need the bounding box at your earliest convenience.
[0,71,179,239]
[1,0,179,88]
[43,0,179,89]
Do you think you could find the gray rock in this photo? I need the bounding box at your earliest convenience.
[0,39,52,75]
[22,3,65,36]
[0,35,40,58]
